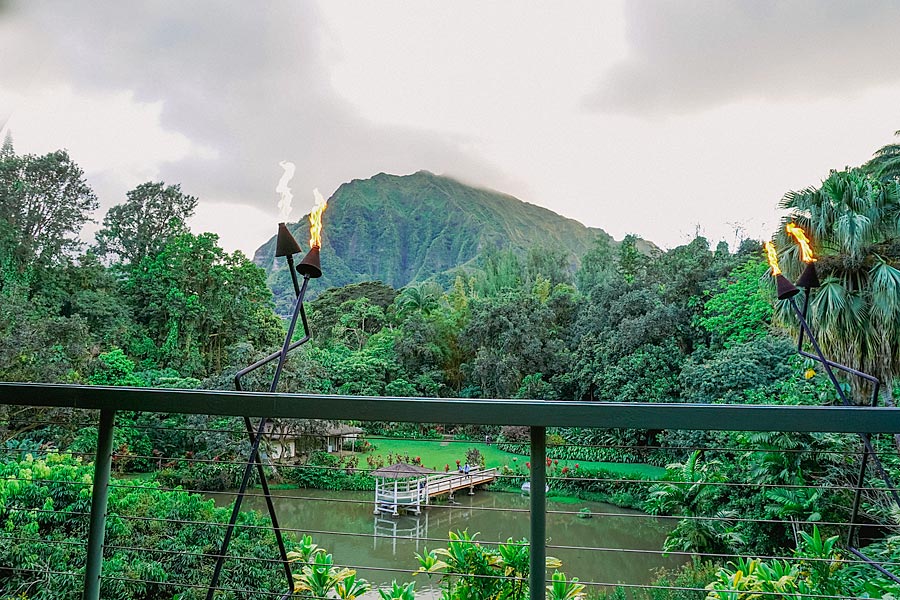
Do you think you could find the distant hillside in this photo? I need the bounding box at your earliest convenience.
[253,171,634,311]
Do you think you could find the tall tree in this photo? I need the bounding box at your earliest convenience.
[779,168,900,406]
[0,131,13,160]
[0,149,97,290]
[698,258,773,348]
[617,234,648,283]
[576,235,615,294]
[127,232,282,376]
[94,181,198,266]
[395,281,444,318]
[462,289,567,398]
[864,129,900,183]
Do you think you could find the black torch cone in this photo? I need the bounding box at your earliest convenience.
[297,246,322,278]
[275,222,302,257]
[796,263,820,289]
[775,274,800,300]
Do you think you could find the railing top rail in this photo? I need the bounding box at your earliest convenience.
[2,382,900,433]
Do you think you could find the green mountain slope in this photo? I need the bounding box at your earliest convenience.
[253,171,616,309]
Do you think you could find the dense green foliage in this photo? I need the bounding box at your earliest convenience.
[3,133,900,598]
[0,452,285,599]
[284,530,585,600]
[0,142,281,383]
[0,149,97,294]
[94,181,197,267]
[778,166,900,407]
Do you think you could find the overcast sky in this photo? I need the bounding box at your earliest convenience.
[2,1,900,256]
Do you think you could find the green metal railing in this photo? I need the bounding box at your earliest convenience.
[4,382,900,600]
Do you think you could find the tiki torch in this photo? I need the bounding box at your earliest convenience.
[764,241,800,301]
[786,223,820,293]
[781,225,879,395]
[766,238,899,560]
[208,199,327,599]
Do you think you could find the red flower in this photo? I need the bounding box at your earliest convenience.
[575,463,580,469]
[561,466,569,475]
[554,459,558,465]
[526,462,531,469]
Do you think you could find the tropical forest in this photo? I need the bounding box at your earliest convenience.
[2,129,900,600]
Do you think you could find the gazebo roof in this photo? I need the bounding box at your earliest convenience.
[324,424,364,437]
[371,463,437,479]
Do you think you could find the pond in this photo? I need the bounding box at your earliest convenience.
[211,487,685,594]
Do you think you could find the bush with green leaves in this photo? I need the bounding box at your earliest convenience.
[285,534,374,598]
[283,451,374,491]
[597,560,719,600]
[705,527,845,599]
[411,530,583,600]
[0,452,287,599]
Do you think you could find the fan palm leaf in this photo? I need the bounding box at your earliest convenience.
[779,168,900,406]
[864,130,900,182]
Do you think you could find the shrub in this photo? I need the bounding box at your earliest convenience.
[0,452,287,599]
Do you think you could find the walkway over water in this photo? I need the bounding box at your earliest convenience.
[373,467,498,515]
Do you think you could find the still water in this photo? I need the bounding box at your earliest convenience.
[213,488,684,592]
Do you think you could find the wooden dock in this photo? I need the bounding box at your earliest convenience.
[373,467,498,516]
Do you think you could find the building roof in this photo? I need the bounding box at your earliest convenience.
[324,424,364,437]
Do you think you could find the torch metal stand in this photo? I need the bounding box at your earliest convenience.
[206,226,318,599]
[784,281,900,584]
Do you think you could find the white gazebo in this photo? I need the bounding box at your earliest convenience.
[371,463,436,517]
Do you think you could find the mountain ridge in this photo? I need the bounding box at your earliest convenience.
[253,171,649,311]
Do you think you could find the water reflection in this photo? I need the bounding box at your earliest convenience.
[373,513,428,555]
[211,488,685,588]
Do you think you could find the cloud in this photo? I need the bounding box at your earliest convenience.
[585,1,900,115]
[2,1,502,230]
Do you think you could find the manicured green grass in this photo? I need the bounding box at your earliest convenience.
[362,438,665,479]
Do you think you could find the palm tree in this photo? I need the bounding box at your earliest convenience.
[396,281,444,318]
[778,168,900,408]
[864,130,900,183]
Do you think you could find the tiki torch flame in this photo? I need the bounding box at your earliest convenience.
[785,222,816,263]
[309,188,328,249]
[764,241,782,276]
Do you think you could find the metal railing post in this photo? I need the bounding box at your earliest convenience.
[530,425,546,600]
[83,408,116,600]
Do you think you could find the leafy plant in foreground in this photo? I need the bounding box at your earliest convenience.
[704,526,844,599]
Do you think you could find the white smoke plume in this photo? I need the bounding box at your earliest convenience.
[276,160,296,221]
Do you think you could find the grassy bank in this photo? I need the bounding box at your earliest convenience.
[365,438,666,479]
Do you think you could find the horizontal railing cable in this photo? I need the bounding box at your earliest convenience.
[101,565,871,600]
[0,499,877,532]
[8,528,899,572]
[2,478,891,527]
[16,467,900,496]
[60,449,899,492]
[575,580,853,599]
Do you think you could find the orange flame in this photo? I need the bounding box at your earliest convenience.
[309,189,328,249]
[764,241,782,276]
[785,222,816,263]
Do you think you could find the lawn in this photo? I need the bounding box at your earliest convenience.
[363,438,665,479]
